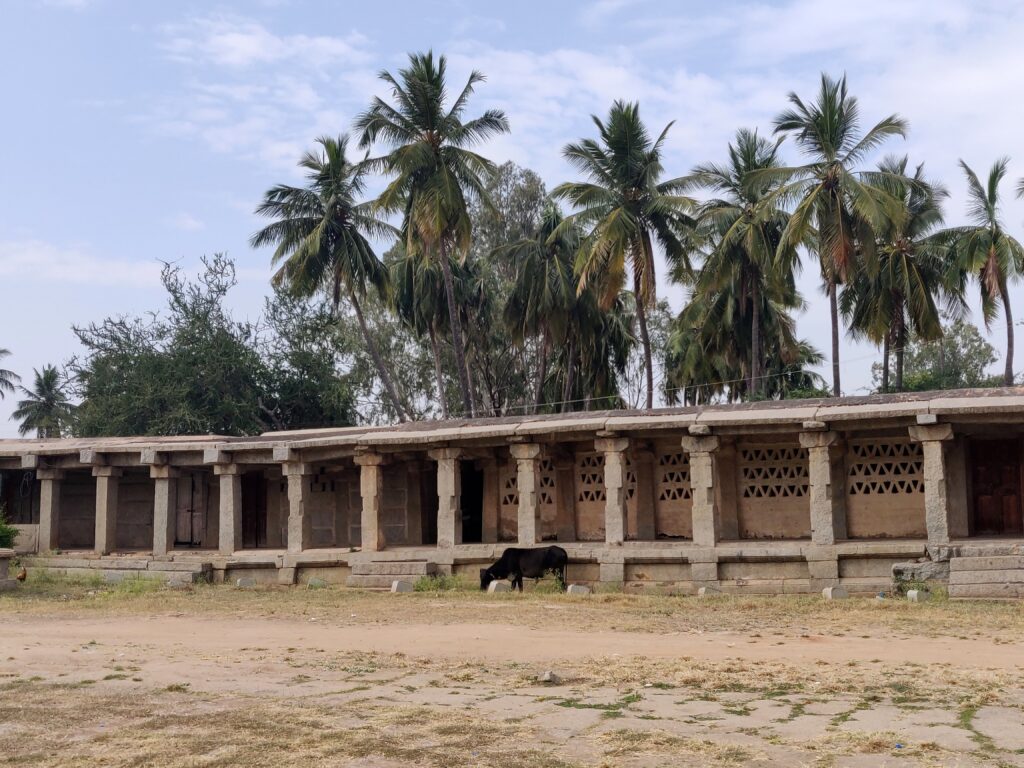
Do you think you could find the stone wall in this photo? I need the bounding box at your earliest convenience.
[845,438,926,538]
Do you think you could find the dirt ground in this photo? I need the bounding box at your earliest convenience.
[2,575,1024,767]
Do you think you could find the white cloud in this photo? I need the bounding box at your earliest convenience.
[169,213,205,232]
[0,241,162,287]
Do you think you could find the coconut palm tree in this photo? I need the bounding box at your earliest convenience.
[552,100,694,409]
[841,157,963,391]
[251,135,410,422]
[12,365,74,438]
[771,73,909,396]
[683,128,800,398]
[356,51,510,417]
[946,158,1024,386]
[0,349,19,400]
[498,204,580,412]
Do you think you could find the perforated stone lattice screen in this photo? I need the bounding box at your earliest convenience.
[847,440,924,495]
[657,450,692,502]
[576,453,606,503]
[739,446,809,498]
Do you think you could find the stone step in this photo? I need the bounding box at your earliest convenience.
[350,561,437,576]
[949,569,1024,585]
[949,555,1024,572]
[346,574,419,589]
[949,583,1024,599]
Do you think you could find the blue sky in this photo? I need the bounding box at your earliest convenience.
[3,0,1024,435]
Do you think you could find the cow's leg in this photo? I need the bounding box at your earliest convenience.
[559,565,567,591]
[514,573,524,592]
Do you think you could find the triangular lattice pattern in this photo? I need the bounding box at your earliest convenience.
[739,446,809,498]
[576,453,606,503]
[657,450,692,501]
[848,440,924,495]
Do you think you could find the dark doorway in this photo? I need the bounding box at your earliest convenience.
[970,439,1024,536]
[241,471,268,549]
[460,462,484,544]
[175,471,208,547]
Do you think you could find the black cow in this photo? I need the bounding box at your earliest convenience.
[480,545,569,592]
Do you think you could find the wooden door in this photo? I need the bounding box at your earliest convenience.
[970,439,1023,536]
[174,472,207,547]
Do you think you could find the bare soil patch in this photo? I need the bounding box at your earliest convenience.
[1,575,1023,766]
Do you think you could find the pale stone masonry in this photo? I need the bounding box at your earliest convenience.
[3,388,1024,598]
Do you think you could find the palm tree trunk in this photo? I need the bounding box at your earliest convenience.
[828,279,841,397]
[348,288,408,422]
[561,334,577,412]
[635,299,654,410]
[428,322,448,420]
[534,336,548,414]
[895,320,905,392]
[1002,284,1015,386]
[749,282,760,399]
[881,333,890,394]
[437,240,474,416]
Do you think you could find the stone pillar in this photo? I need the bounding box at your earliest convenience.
[151,465,179,557]
[799,430,847,545]
[595,437,629,545]
[36,468,63,552]
[554,457,577,542]
[93,466,122,556]
[283,462,312,554]
[631,447,657,541]
[681,434,720,547]
[355,453,384,552]
[430,448,462,548]
[214,463,243,556]
[510,443,542,545]
[480,456,499,544]
[909,423,955,545]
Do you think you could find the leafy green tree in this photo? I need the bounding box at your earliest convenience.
[0,348,19,400]
[552,100,694,410]
[12,365,74,437]
[356,51,510,416]
[499,204,579,412]
[872,318,1000,391]
[945,159,1024,385]
[842,157,963,391]
[771,73,908,396]
[683,128,800,397]
[251,135,408,421]
[71,255,273,436]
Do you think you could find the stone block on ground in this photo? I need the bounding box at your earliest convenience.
[306,577,327,590]
[906,589,930,602]
[697,585,722,597]
[235,577,256,588]
[822,586,849,600]
[537,670,562,684]
[487,580,510,593]
[391,580,413,593]
[565,584,591,596]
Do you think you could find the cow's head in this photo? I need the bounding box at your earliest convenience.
[479,568,494,591]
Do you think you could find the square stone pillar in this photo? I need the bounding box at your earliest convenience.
[282,462,312,554]
[93,466,122,556]
[510,443,542,545]
[909,422,955,545]
[799,429,847,545]
[36,468,64,552]
[595,436,629,545]
[680,434,720,547]
[430,448,462,548]
[150,465,179,557]
[553,456,577,542]
[355,453,385,552]
[480,456,499,544]
[214,463,243,556]
[630,447,657,541]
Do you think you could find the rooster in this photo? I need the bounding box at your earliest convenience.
[15,567,26,582]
